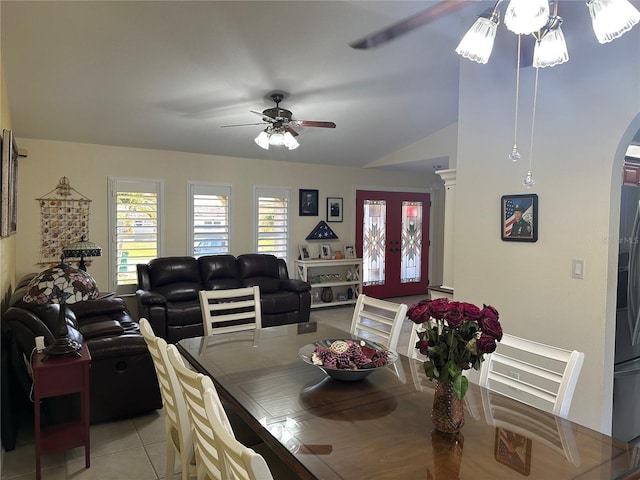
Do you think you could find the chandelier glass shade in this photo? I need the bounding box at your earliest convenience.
[455,14,499,64]
[504,0,550,35]
[533,19,569,68]
[588,0,640,43]
[255,127,299,150]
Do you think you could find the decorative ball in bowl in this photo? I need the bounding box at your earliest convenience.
[298,339,398,381]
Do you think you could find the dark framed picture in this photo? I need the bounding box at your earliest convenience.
[1,129,18,237]
[327,197,343,222]
[494,428,532,475]
[501,194,538,242]
[299,189,319,216]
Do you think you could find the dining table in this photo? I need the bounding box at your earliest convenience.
[177,321,640,480]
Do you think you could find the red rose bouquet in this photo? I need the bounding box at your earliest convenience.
[407,297,502,399]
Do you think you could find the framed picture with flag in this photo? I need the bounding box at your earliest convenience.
[501,194,538,242]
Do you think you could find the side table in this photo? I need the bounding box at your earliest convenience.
[32,343,91,480]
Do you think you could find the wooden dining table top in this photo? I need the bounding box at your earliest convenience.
[177,322,640,480]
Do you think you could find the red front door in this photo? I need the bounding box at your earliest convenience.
[355,190,430,298]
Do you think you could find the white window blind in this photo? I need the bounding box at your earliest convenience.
[255,187,289,259]
[109,178,162,291]
[188,183,231,257]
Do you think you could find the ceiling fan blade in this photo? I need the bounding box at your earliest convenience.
[251,110,276,122]
[292,120,336,128]
[349,0,472,50]
[220,122,268,128]
[286,126,299,137]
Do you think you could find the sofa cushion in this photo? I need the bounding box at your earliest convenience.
[156,283,201,302]
[148,257,200,287]
[199,255,243,290]
[237,254,280,280]
[261,291,299,314]
[242,277,280,294]
[165,302,203,327]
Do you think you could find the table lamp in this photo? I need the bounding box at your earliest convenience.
[23,259,99,360]
[62,236,102,271]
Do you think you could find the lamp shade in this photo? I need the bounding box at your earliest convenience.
[533,24,569,68]
[62,237,102,259]
[254,130,270,150]
[23,263,99,305]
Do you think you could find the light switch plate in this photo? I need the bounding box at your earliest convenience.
[572,259,584,279]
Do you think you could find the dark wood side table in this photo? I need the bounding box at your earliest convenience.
[32,344,91,480]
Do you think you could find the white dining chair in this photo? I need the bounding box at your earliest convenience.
[139,318,196,480]
[478,333,585,419]
[199,286,261,336]
[166,344,232,480]
[203,387,275,480]
[349,294,407,350]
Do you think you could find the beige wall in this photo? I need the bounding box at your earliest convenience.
[14,138,439,292]
[1,60,16,312]
[454,3,640,433]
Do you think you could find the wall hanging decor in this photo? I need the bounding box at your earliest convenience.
[36,177,93,266]
[306,220,338,240]
[501,194,538,242]
[299,189,319,216]
[1,129,19,237]
[326,197,343,222]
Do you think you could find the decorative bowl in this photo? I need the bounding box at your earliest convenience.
[298,338,398,381]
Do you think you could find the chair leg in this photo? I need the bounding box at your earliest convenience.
[165,424,177,479]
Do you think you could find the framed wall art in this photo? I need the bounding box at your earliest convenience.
[501,193,538,242]
[299,189,319,216]
[327,197,343,222]
[1,129,18,237]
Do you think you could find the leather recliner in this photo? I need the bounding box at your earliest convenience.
[1,274,162,451]
[136,254,311,343]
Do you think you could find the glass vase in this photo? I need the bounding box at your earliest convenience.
[431,380,465,433]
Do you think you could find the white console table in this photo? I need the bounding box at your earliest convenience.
[295,258,363,309]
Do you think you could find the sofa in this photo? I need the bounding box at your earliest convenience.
[1,274,162,451]
[136,254,311,343]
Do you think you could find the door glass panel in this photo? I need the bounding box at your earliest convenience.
[362,200,386,286]
[401,201,422,283]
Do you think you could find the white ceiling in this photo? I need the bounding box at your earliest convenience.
[1,1,484,171]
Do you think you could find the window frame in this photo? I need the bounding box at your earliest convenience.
[254,186,290,262]
[187,182,233,257]
[108,177,164,293]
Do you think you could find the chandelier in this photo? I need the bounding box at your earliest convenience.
[254,126,300,150]
[455,0,640,187]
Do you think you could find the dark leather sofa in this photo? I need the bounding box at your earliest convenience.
[136,254,311,343]
[1,274,162,451]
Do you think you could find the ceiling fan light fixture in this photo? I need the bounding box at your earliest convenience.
[284,131,300,150]
[455,14,499,64]
[533,25,568,68]
[254,130,270,150]
[587,0,640,43]
[269,131,285,146]
[504,0,550,34]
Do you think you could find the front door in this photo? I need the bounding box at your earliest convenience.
[355,190,430,298]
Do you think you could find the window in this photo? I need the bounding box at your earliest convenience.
[109,178,163,291]
[255,187,289,259]
[188,183,231,257]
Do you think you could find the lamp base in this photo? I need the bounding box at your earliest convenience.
[41,336,82,361]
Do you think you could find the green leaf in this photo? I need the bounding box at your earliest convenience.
[453,375,468,400]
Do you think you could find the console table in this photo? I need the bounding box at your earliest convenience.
[32,344,91,480]
[295,258,362,308]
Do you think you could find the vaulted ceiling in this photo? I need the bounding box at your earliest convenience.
[2,1,482,171]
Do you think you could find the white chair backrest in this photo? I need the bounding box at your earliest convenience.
[139,318,195,480]
[349,294,407,350]
[203,388,275,480]
[478,333,584,418]
[167,344,233,480]
[200,286,262,337]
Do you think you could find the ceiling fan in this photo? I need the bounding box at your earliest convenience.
[221,92,336,139]
[349,0,473,50]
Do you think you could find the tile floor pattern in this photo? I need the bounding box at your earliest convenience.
[0,295,425,480]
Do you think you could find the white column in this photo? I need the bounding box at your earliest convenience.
[434,168,456,296]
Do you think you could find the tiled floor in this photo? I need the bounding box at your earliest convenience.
[0,295,425,480]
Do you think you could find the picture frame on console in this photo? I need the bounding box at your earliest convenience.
[298,244,311,260]
[501,193,538,242]
[320,244,331,259]
[1,129,18,237]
